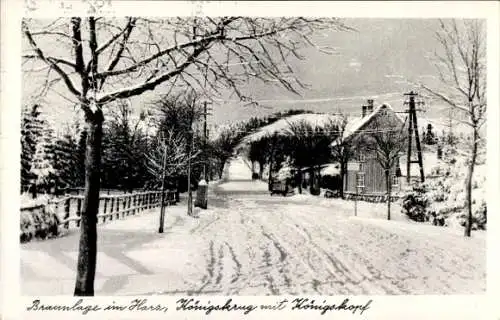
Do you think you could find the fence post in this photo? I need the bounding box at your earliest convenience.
[110,198,115,221]
[64,198,71,229]
[127,195,131,216]
[116,198,121,219]
[103,198,108,223]
[132,195,137,215]
[144,192,148,210]
[122,196,126,218]
[76,198,82,228]
[64,198,70,229]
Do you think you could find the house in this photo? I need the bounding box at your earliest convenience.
[338,100,406,197]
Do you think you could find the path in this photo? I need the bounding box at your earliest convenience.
[21,157,486,295]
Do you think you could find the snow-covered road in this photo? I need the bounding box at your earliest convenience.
[21,157,486,295]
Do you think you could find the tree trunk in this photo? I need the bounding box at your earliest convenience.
[464,127,478,237]
[385,169,391,220]
[297,168,303,194]
[258,161,264,180]
[74,110,103,296]
[309,168,315,194]
[339,161,345,199]
[175,177,180,203]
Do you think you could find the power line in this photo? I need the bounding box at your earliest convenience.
[229,128,406,135]
[212,92,402,104]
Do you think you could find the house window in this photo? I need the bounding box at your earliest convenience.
[356,172,365,194]
[392,175,399,187]
[356,172,365,188]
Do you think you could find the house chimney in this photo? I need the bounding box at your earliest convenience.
[367,99,374,113]
[362,105,367,117]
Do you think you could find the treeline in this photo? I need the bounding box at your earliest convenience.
[20,98,311,197]
[246,119,342,195]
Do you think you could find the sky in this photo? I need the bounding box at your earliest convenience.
[209,19,449,126]
[22,18,461,135]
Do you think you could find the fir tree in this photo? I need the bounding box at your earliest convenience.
[21,104,45,192]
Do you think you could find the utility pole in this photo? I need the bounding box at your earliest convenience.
[202,101,212,181]
[404,91,425,183]
[187,127,194,216]
[194,100,212,211]
[158,142,168,233]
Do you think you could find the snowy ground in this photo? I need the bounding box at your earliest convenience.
[21,157,486,295]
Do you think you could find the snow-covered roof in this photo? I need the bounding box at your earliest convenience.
[320,163,341,176]
[330,103,404,147]
[274,162,340,180]
[345,103,403,139]
[240,113,344,146]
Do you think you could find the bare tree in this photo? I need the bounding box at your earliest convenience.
[145,130,201,184]
[421,19,486,237]
[357,108,406,220]
[22,16,349,295]
[329,115,355,199]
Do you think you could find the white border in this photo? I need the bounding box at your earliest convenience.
[2,1,499,319]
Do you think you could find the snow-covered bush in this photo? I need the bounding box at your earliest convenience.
[457,201,487,231]
[20,204,60,243]
[475,201,487,229]
[401,184,430,222]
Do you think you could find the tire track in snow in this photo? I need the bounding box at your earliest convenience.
[195,240,216,294]
[224,241,242,284]
[215,245,224,286]
[261,229,287,263]
[249,208,338,294]
[280,208,402,295]
[244,208,327,294]
[282,217,364,294]
[306,214,426,294]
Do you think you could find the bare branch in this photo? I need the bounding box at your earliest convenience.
[420,84,470,114]
[96,17,136,55]
[22,20,81,98]
[22,54,77,69]
[97,43,209,104]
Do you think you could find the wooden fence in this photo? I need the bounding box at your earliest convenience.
[343,191,401,203]
[20,190,177,237]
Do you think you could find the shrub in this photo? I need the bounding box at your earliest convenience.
[401,184,430,222]
[20,204,60,243]
[458,201,487,230]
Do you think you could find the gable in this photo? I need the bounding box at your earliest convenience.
[344,103,405,143]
